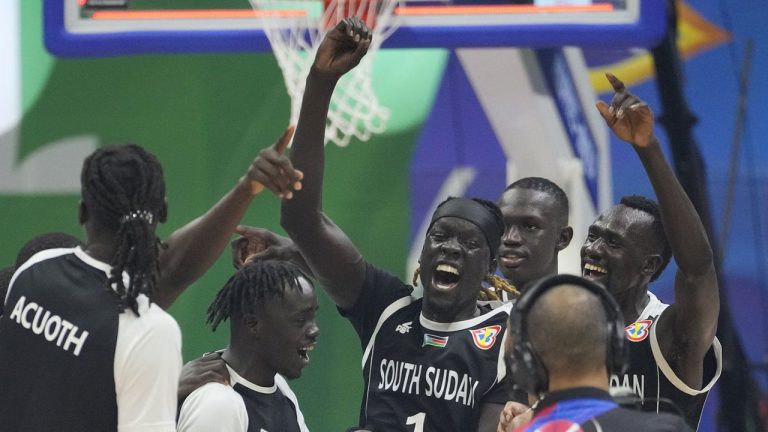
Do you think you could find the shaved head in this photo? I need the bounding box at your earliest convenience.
[528,284,607,376]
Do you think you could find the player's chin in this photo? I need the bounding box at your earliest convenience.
[280,363,306,380]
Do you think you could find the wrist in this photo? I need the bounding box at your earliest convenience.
[308,66,340,87]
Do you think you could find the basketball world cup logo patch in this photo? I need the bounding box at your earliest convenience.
[470,325,501,350]
[625,319,652,342]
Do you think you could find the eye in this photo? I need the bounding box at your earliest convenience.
[430,231,447,241]
[462,239,481,250]
[608,238,622,248]
[524,224,540,232]
[586,232,597,242]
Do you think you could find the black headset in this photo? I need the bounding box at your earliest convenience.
[507,274,628,397]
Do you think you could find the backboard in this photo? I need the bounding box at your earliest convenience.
[45,0,666,57]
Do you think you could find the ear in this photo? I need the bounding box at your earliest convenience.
[556,226,574,252]
[158,198,168,224]
[641,254,663,278]
[488,257,498,275]
[242,313,260,334]
[78,200,88,225]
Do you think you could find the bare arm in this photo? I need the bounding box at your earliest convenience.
[155,128,302,309]
[597,73,719,387]
[280,18,372,310]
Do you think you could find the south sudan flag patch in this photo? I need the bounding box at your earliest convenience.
[423,333,448,348]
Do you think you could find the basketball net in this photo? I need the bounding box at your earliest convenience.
[249,0,400,147]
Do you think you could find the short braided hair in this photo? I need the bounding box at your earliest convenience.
[207,260,312,331]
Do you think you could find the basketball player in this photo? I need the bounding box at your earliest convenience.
[281,17,511,431]
[501,274,691,431]
[177,259,317,432]
[496,177,572,293]
[0,133,302,430]
[583,74,721,430]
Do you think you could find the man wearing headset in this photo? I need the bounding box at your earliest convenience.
[501,274,691,431]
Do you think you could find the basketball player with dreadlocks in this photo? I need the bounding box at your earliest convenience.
[581,74,721,430]
[177,259,317,432]
[0,131,302,430]
[281,17,513,432]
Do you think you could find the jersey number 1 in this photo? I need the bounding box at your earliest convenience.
[406,413,425,432]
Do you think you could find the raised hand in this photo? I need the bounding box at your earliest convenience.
[311,16,372,82]
[230,225,299,269]
[595,73,656,148]
[245,126,303,199]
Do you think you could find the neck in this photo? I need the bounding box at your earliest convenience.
[83,231,117,264]
[615,286,650,324]
[222,341,275,388]
[422,299,479,323]
[548,368,609,393]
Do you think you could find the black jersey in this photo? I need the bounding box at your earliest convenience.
[178,365,309,432]
[610,292,722,431]
[520,387,692,432]
[0,247,181,432]
[341,264,510,432]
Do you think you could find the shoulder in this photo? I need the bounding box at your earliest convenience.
[119,296,181,342]
[178,383,247,432]
[598,407,692,431]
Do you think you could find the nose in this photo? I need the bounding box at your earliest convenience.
[503,226,522,246]
[307,322,320,340]
[583,237,604,259]
[440,237,461,257]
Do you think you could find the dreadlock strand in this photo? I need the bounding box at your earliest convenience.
[486,274,520,299]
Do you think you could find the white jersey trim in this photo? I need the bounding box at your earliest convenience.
[275,374,310,432]
[647,294,723,397]
[226,364,277,394]
[5,247,76,304]
[361,295,416,368]
[419,302,512,333]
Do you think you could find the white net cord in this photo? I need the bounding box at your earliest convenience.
[250,0,401,147]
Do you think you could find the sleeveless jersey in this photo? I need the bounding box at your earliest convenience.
[610,292,722,431]
[342,264,510,432]
[178,364,309,432]
[0,247,181,432]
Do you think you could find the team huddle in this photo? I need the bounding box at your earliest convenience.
[0,17,721,432]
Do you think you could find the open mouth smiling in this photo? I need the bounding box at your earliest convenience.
[297,343,316,363]
[433,263,461,290]
[583,262,608,278]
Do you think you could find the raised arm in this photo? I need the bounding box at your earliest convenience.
[154,127,303,309]
[596,73,719,387]
[280,18,372,310]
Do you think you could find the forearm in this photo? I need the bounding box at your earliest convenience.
[157,179,254,308]
[636,139,714,274]
[282,72,337,222]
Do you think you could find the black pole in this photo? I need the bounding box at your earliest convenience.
[650,1,762,430]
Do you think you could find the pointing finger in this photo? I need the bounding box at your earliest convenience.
[273,125,296,155]
[605,72,626,93]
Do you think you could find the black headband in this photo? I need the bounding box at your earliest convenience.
[428,198,503,257]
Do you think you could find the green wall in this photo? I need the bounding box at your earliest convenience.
[3,1,448,429]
